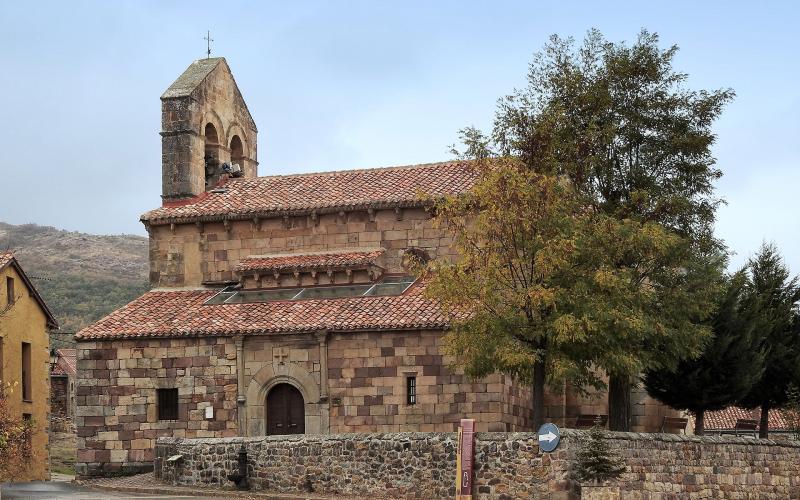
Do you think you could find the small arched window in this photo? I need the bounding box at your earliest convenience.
[204,123,220,188]
[230,135,244,170]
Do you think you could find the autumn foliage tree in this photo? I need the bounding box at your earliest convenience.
[448,29,733,430]
[426,158,595,428]
[0,383,36,481]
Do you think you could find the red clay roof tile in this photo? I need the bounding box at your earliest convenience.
[140,161,477,225]
[74,282,451,340]
[236,249,385,274]
[700,406,790,431]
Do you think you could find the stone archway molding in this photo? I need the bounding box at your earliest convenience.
[244,362,327,436]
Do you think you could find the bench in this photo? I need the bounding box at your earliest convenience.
[732,418,758,437]
[574,414,608,429]
[660,416,688,434]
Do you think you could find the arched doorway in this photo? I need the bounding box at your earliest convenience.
[266,383,305,435]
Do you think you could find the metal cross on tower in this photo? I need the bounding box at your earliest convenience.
[204,30,214,58]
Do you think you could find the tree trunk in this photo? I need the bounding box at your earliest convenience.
[759,404,769,439]
[608,373,631,431]
[532,359,546,430]
[694,409,705,436]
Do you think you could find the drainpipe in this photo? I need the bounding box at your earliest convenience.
[235,335,246,436]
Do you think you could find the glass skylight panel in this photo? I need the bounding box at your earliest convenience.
[204,276,416,305]
[294,284,373,300]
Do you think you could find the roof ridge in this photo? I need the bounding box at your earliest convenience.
[238,159,468,181]
[244,248,384,259]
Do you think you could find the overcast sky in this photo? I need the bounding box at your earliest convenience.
[0,1,797,273]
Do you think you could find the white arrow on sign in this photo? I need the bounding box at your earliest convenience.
[538,431,557,443]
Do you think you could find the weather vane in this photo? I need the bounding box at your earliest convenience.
[204,30,214,59]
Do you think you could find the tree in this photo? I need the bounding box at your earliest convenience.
[452,29,733,430]
[0,383,36,481]
[573,424,626,484]
[426,158,599,429]
[738,243,800,438]
[643,271,764,435]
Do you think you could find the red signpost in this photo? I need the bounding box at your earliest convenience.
[455,418,475,499]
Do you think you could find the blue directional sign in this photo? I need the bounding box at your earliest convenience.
[537,423,561,453]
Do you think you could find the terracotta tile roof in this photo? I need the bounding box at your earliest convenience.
[140,161,477,225]
[52,348,77,376]
[0,252,13,269]
[236,249,385,274]
[700,406,791,431]
[0,252,58,329]
[75,282,452,340]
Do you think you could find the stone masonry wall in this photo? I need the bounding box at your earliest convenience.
[75,337,238,477]
[326,330,533,433]
[155,430,800,499]
[148,206,455,287]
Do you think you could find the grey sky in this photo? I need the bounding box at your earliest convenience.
[0,1,797,273]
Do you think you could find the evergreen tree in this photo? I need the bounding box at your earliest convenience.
[451,29,733,430]
[738,243,800,438]
[573,424,626,484]
[643,271,764,435]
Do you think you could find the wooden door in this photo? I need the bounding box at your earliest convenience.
[266,383,305,435]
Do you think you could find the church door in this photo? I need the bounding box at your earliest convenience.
[266,383,305,435]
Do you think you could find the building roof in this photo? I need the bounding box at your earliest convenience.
[52,348,77,376]
[75,281,452,340]
[141,161,477,226]
[161,57,225,99]
[0,252,58,329]
[701,406,791,431]
[236,249,385,274]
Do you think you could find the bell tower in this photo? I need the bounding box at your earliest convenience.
[160,58,258,201]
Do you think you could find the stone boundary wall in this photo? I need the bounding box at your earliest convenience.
[155,430,800,499]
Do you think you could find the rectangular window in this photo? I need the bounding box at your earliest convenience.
[21,342,31,401]
[6,277,14,306]
[157,388,179,420]
[406,376,417,405]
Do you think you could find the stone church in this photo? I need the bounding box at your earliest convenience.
[74,58,676,477]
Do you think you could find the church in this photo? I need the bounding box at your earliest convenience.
[74,58,677,477]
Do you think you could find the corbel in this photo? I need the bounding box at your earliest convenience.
[195,221,204,233]
[273,271,281,287]
[338,210,346,224]
[293,269,301,286]
[282,215,290,229]
[326,268,334,284]
[223,219,232,234]
[169,223,176,234]
[310,211,319,227]
[346,268,353,284]
[367,208,376,222]
[394,206,403,221]
[311,270,319,284]
[251,217,261,232]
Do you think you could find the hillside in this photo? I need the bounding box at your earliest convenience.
[0,222,149,332]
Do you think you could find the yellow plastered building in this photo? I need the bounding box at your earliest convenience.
[0,252,58,481]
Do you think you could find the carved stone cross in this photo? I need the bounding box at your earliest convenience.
[273,347,289,365]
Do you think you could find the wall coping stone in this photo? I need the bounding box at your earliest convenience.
[157,429,800,448]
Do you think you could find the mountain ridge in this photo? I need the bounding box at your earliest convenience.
[0,222,149,332]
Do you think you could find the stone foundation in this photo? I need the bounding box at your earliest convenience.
[154,430,800,499]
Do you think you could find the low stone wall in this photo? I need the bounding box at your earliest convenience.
[154,430,800,499]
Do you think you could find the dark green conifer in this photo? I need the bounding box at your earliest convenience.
[643,271,764,435]
[573,425,626,484]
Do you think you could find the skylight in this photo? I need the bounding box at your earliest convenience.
[204,275,416,305]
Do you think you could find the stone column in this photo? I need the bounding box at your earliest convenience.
[235,335,246,436]
[316,330,330,433]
